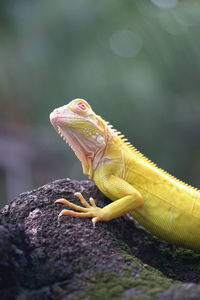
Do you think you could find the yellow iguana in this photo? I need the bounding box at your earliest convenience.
[50,98,200,250]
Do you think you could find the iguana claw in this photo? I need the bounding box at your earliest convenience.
[55,193,101,227]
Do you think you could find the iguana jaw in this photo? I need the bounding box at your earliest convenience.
[50,100,107,176]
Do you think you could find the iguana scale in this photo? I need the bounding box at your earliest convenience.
[50,98,200,250]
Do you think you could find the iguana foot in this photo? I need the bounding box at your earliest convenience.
[55,192,102,227]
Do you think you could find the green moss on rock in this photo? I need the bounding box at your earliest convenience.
[79,253,180,300]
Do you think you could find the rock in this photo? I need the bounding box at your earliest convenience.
[0,178,200,300]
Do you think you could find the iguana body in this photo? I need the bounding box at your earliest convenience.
[50,99,200,250]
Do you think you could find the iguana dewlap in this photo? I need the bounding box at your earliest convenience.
[50,98,200,250]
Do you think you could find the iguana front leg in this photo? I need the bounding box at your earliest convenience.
[56,176,143,226]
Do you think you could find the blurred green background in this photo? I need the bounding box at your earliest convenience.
[0,0,200,207]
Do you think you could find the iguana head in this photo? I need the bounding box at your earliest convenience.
[50,99,107,176]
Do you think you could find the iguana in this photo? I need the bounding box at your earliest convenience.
[50,98,200,250]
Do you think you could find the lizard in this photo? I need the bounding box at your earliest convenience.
[50,98,200,250]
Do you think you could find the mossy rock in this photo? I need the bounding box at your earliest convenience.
[1,179,200,299]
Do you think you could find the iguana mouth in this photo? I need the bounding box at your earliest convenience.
[50,110,81,155]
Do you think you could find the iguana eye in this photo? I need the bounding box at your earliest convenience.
[77,102,87,111]
[70,98,91,114]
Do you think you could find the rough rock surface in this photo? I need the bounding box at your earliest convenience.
[1,178,200,300]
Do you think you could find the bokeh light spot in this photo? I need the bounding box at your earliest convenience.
[151,0,177,8]
[109,29,143,58]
